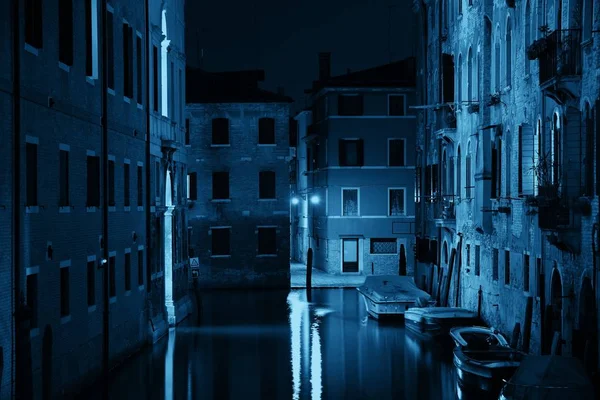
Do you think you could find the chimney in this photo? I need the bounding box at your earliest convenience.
[277,86,285,96]
[318,52,331,81]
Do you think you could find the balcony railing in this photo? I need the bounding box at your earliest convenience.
[426,194,456,222]
[539,29,582,87]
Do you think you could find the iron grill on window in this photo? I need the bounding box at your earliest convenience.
[370,238,396,254]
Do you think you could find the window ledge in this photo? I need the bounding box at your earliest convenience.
[109,296,117,304]
[210,144,231,148]
[86,206,97,213]
[124,206,131,212]
[257,254,277,258]
[60,315,72,325]
[124,96,131,104]
[88,305,97,313]
[138,285,145,291]
[59,206,71,214]
[108,206,116,212]
[30,328,40,338]
[258,198,277,202]
[58,62,71,72]
[340,215,361,218]
[211,199,231,203]
[185,144,191,148]
[125,290,131,297]
[25,206,39,214]
[86,76,96,86]
[137,206,144,211]
[258,144,276,147]
[503,85,512,94]
[137,103,143,110]
[107,88,116,96]
[581,38,593,49]
[523,74,531,82]
[150,206,156,213]
[211,255,231,258]
[24,43,39,56]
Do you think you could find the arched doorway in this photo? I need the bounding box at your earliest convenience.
[577,277,597,373]
[550,268,563,354]
[399,244,407,276]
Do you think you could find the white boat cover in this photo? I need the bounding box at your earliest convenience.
[501,356,595,399]
[405,307,478,320]
[357,275,431,304]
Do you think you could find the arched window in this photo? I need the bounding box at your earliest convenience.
[534,118,542,195]
[442,149,447,197]
[161,9,170,118]
[457,54,462,105]
[506,17,512,87]
[584,102,594,195]
[458,0,462,15]
[465,141,472,199]
[495,28,501,91]
[551,112,561,185]
[467,47,473,101]
[505,129,511,197]
[457,146,462,201]
[525,0,531,75]
[475,49,480,101]
[583,0,594,41]
[443,241,449,265]
[443,0,449,31]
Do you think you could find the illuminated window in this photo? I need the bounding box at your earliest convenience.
[342,188,359,216]
[389,188,405,216]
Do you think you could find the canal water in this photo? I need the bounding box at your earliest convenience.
[84,289,498,400]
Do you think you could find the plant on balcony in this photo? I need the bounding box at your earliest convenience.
[527,37,549,60]
[467,103,480,114]
[530,151,560,200]
[486,93,501,107]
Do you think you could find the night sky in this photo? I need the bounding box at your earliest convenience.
[185,0,417,111]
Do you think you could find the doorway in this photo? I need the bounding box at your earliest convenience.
[342,238,359,273]
[550,268,563,354]
[399,244,407,276]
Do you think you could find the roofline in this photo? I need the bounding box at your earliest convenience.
[308,86,416,100]
[186,101,293,108]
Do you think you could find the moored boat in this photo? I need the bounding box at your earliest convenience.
[404,307,480,337]
[450,326,525,391]
[356,275,434,320]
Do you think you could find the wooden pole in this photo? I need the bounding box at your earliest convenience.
[443,248,456,307]
[455,238,462,307]
[306,248,313,302]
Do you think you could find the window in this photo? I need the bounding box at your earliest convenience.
[108,159,115,206]
[59,149,69,206]
[137,165,143,206]
[458,0,462,14]
[211,228,230,256]
[505,131,511,197]
[26,273,38,329]
[492,248,499,281]
[85,0,98,78]
[518,125,535,196]
[258,118,276,144]
[185,119,190,145]
[457,54,462,104]
[504,250,511,285]
[259,171,276,199]
[536,258,542,297]
[551,113,561,185]
[187,172,197,200]
[370,238,396,254]
[154,162,161,199]
[306,146,313,172]
[170,61,174,119]
[388,139,405,166]
[26,143,38,206]
[124,162,130,207]
[583,0,594,41]
[212,118,229,145]
[153,46,159,112]
[585,104,594,196]
[491,138,501,199]
[388,95,406,116]
[106,9,114,89]
[338,94,363,116]
[137,249,144,286]
[466,244,471,266]
[524,0,531,75]
[474,245,481,276]
[467,48,473,102]
[25,0,43,49]
[494,39,501,90]
[87,260,95,306]
[338,139,364,166]
[415,166,422,203]
[123,23,133,98]
[257,227,277,255]
[212,172,229,200]
[342,188,359,216]
[389,188,405,216]
[465,153,472,198]
[60,266,70,317]
[109,255,116,298]
[86,155,100,207]
[58,0,73,65]
[442,53,455,103]
[506,18,512,87]
[136,34,143,104]
[523,254,530,292]
[124,252,131,291]
[456,147,462,200]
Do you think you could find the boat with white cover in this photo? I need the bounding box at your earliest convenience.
[404,307,480,337]
[356,275,434,319]
[450,326,525,391]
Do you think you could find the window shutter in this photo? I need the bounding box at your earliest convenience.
[357,139,364,166]
[521,125,535,195]
[338,140,346,166]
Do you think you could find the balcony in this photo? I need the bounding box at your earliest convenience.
[429,195,456,229]
[151,115,184,146]
[538,29,582,93]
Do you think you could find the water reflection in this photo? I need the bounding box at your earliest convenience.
[81,289,499,400]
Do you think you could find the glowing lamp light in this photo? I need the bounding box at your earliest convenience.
[291,197,300,205]
[310,195,320,205]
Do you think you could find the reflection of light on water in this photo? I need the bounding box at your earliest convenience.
[165,328,176,400]
[187,357,192,400]
[310,321,322,400]
[288,292,306,400]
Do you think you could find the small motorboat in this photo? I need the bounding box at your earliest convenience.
[498,356,595,399]
[450,326,525,391]
[356,275,434,320]
[404,307,480,337]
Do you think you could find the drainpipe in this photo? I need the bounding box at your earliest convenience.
[100,0,110,391]
[11,0,21,397]
[144,0,152,294]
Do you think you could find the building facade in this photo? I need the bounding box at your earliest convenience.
[0,0,190,397]
[414,0,599,373]
[186,69,293,288]
[291,110,312,265]
[298,54,418,277]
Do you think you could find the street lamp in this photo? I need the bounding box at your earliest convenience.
[291,197,300,205]
[310,195,320,205]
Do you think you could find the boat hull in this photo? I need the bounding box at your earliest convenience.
[405,315,479,337]
[359,291,418,319]
[453,348,523,391]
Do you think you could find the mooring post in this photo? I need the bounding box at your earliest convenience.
[307,248,313,302]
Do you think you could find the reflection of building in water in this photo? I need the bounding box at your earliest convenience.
[287,291,324,400]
